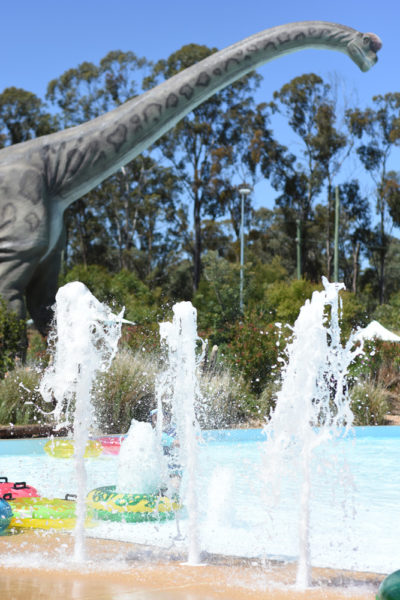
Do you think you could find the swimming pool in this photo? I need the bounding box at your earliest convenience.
[1,426,399,574]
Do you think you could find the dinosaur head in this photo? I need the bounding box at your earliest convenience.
[347,31,382,72]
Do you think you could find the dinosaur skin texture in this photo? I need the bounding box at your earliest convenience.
[0,21,381,335]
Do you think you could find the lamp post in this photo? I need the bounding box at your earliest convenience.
[238,184,252,314]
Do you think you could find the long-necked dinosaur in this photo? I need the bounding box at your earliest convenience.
[0,21,381,335]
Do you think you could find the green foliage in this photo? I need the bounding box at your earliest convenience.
[349,338,400,424]
[224,317,284,395]
[26,329,49,369]
[346,93,400,303]
[372,291,400,331]
[120,324,161,355]
[144,42,274,290]
[91,346,265,433]
[194,251,241,333]
[0,298,26,379]
[47,52,184,279]
[350,382,390,425]
[61,264,159,324]
[339,290,368,339]
[0,87,58,145]
[4,51,400,425]
[350,339,400,383]
[46,50,150,126]
[271,73,348,281]
[162,259,193,302]
[257,378,282,421]
[194,253,288,339]
[199,368,261,428]
[265,279,321,324]
[0,367,45,425]
[92,349,159,434]
[246,255,288,305]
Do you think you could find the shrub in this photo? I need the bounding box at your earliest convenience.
[92,344,269,433]
[350,381,390,425]
[120,324,160,355]
[194,251,241,333]
[349,339,400,388]
[223,317,285,395]
[198,368,258,428]
[266,279,321,325]
[257,378,282,421]
[0,366,48,425]
[92,348,160,434]
[61,264,159,324]
[0,298,26,379]
[26,328,49,369]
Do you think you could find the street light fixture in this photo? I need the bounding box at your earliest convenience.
[238,183,252,314]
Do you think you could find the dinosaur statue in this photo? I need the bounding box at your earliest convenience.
[0,21,381,335]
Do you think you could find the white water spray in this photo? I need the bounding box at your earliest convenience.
[39,282,123,561]
[117,420,165,493]
[263,278,362,588]
[159,301,205,564]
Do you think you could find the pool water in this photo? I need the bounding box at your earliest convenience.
[0,427,399,574]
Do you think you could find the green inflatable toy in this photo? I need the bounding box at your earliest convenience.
[377,570,400,600]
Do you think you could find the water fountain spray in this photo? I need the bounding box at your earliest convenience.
[39,282,123,561]
[159,301,205,565]
[263,278,362,588]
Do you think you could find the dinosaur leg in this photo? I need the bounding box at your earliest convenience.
[0,255,32,321]
[25,244,64,337]
[0,255,38,360]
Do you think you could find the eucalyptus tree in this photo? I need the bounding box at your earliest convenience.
[0,86,57,145]
[313,181,370,292]
[46,50,149,126]
[346,93,400,303]
[143,43,283,291]
[271,73,349,279]
[46,51,184,279]
[248,206,297,278]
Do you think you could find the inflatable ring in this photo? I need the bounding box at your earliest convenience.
[9,496,94,530]
[97,436,124,455]
[0,499,13,533]
[44,439,103,459]
[87,486,181,523]
[377,569,400,600]
[0,477,38,500]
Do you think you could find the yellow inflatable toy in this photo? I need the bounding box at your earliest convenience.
[9,496,94,530]
[87,486,181,523]
[44,439,102,459]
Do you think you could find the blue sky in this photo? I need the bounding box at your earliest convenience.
[1,0,398,213]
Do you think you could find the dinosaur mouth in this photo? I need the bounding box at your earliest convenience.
[347,33,382,72]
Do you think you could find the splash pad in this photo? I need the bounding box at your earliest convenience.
[0,281,398,599]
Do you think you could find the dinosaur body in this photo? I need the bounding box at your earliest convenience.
[0,21,381,334]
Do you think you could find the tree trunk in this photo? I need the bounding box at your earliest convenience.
[77,205,88,269]
[352,241,360,294]
[326,240,332,280]
[326,183,332,279]
[193,192,202,292]
[379,198,386,304]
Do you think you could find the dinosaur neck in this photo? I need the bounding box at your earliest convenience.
[17,21,373,206]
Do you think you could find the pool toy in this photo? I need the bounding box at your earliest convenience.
[376,570,400,600]
[98,436,125,455]
[44,439,103,459]
[0,477,39,500]
[9,496,94,530]
[0,499,13,533]
[87,486,181,523]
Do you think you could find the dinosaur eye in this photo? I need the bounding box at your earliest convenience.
[363,35,371,45]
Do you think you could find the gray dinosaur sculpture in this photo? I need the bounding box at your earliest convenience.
[0,21,381,335]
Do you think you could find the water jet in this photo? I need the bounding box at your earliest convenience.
[0,283,398,600]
